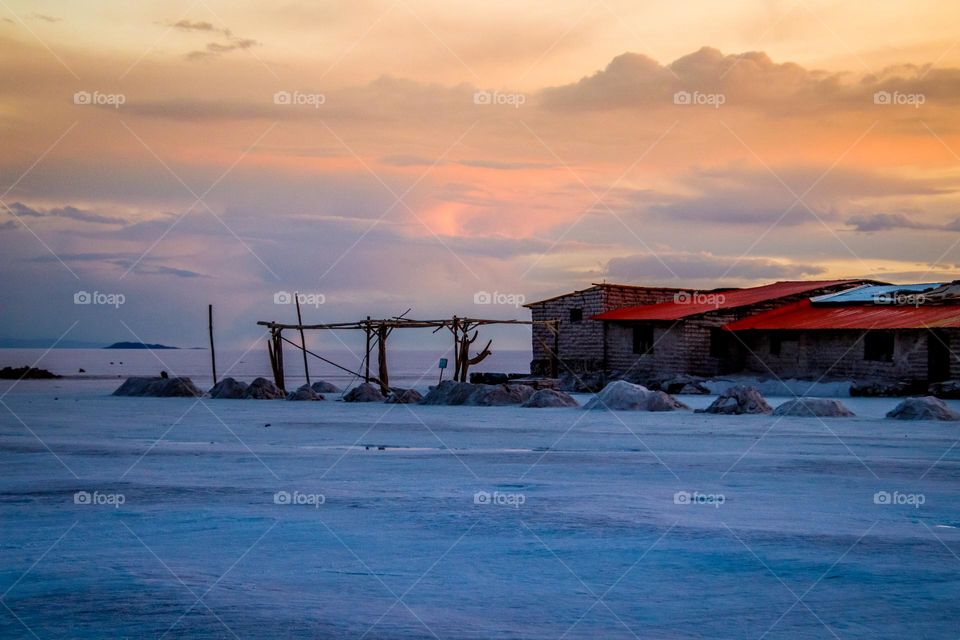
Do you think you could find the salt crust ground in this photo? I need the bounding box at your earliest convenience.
[1,379,959,639]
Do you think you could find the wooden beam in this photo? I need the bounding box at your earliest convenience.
[208,304,217,385]
[294,293,310,386]
[376,323,389,394]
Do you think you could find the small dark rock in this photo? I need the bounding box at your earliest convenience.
[851,380,925,397]
[928,380,960,399]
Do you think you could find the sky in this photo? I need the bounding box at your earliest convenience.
[2,0,960,350]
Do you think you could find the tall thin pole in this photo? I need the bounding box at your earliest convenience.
[294,292,310,386]
[364,316,371,383]
[274,328,286,392]
[208,304,217,385]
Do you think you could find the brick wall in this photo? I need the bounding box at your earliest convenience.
[737,330,930,381]
[528,284,681,374]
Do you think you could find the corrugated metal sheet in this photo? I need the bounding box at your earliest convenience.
[723,299,960,331]
[810,283,942,304]
[593,280,862,321]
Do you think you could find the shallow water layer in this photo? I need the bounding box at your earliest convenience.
[1,380,958,639]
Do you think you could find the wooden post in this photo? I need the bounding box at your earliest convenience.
[376,323,389,394]
[208,304,217,385]
[451,316,460,380]
[273,328,286,392]
[267,337,277,382]
[294,292,310,386]
[364,316,371,383]
[459,326,471,382]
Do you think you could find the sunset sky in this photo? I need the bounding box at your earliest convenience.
[3,0,960,349]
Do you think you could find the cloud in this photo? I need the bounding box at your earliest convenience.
[457,159,558,171]
[639,165,955,228]
[187,36,260,60]
[540,46,960,115]
[380,154,440,167]
[31,14,60,23]
[606,252,827,281]
[118,99,287,121]
[28,252,208,278]
[846,212,960,232]
[169,17,260,60]
[171,20,217,32]
[4,202,126,225]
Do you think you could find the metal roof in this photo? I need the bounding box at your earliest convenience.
[723,299,960,331]
[593,280,864,322]
[810,283,942,304]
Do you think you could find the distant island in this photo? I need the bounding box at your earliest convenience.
[0,366,60,379]
[105,342,179,350]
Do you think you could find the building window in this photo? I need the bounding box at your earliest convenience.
[709,328,728,358]
[569,308,583,323]
[770,333,782,356]
[864,332,895,362]
[633,325,654,355]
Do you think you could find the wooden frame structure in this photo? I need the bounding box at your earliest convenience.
[256,316,559,394]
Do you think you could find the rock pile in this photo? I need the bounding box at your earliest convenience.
[208,377,248,399]
[420,380,538,406]
[311,380,342,394]
[343,383,386,402]
[583,381,688,411]
[521,389,579,408]
[887,396,960,421]
[699,385,771,415]
[773,398,854,417]
[287,384,324,401]
[243,378,286,400]
[113,376,202,397]
[385,388,423,404]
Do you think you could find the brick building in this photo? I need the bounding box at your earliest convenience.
[525,283,682,375]
[593,280,873,379]
[725,283,960,384]
[526,279,960,385]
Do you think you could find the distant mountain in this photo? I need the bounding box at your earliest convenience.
[105,342,179,350]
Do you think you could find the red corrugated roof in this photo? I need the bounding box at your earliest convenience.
[593,280,861,321]
[723,299,960,331]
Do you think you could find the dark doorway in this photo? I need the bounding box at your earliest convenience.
[928,330,951,382]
